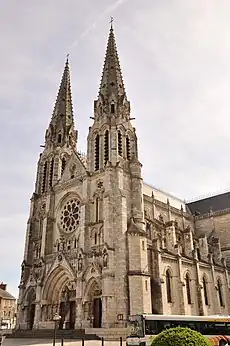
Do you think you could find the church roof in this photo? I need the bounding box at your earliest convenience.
[0,288,16,300]
[186,191,230,215]
[98,22,127,101]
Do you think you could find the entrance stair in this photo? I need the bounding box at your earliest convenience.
[7,329,101,340]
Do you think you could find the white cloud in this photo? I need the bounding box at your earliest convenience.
[1,0,230,296]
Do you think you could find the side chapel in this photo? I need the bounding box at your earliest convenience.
[17,23,230,331]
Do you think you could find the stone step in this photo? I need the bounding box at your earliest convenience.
[7,329,100,340]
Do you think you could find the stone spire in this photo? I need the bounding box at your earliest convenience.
[45,56,77,148]
[98,22,127,102]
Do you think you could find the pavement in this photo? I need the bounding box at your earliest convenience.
[2,339,127,346]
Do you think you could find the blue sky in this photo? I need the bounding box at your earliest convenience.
[1,0,230,298]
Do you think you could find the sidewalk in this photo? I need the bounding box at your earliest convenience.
[3,339,127,346]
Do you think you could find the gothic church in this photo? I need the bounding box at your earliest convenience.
[17,24,230,331]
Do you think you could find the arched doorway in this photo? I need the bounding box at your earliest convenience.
[92,295,102,328]
[85,279,102,328]
[59,285,76,330]
[26,289,36,330]
[41,264,76,328]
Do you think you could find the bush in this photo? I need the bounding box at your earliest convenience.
[151,327,212,346]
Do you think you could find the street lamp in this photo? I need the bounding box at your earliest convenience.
[53,313,61,346]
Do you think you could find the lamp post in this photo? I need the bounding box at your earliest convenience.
[53,313,61,346]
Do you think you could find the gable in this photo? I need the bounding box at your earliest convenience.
[60,150,86,183]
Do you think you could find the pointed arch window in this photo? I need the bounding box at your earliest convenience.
[185,273,192,305]
[118,131,122,156]
[166,269,172,303]
[49,158,54,187]
[146,223,151,238]
[95,134,100,171]
[58,133,62,144]
[111,102,115,114]
[203,276,209,306]
[104,130,109,166]
[61,157,66,175]
[217,278,224,307]
[95,197,100,222]
[126,136,131,160]
[41,161,47,193]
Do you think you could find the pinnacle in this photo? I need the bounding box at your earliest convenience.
[98,23,127,101]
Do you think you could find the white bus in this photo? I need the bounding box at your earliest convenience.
[126,314,230,346]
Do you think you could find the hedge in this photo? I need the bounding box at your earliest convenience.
[151,327,212,346]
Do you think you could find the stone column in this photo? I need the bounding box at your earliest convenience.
[75,298,83,328]
[101,271,115,328]
[194,253,204,316]
[33,285,42,329]
[209,254,219,314]
[177,253,185,314]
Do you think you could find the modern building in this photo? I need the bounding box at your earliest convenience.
[16,24,230,331]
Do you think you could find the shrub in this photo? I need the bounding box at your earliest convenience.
[151,327,212,346]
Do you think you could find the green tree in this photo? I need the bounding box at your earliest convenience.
[151,327,212,346]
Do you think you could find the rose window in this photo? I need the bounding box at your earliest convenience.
[60,198,80,233]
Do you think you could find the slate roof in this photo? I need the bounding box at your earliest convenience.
[0,288,16,300]
[187,191,230,215]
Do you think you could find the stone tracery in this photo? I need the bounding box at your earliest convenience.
[59,198,81,233]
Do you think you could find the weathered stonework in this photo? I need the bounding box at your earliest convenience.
[17,24,230,332]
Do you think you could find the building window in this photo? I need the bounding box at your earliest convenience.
[41,161,47,193]
[118,131,122,156]
[49,158,54,187]
[217,279,224,307]
[126,136,131,160]
[166,269,172,303]
[146,223,151,238]
[145,280,148,291]
[203,276,209,306]
[95,233,97,245]
[142,241,145,250]
[95,197,100,222]
[58,133,62,144]
[95,135,100,171]
[61,157,66,175]
[111,103,115,114]
[104,130,109,166]
[185,273,192,305]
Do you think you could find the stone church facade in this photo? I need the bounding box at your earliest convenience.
[17,24,230,331]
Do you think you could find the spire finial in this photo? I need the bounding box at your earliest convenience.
[66,53,70,63]
[110,16,114,27]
